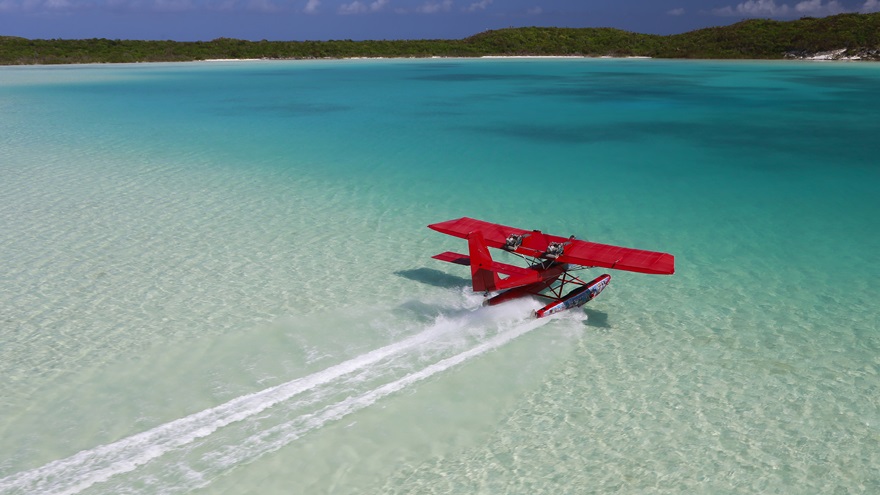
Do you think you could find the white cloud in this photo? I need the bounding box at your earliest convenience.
[370,0,389,11]
[338,0,366,13]
[714,0,857,16]
[714,0,776,15]
[465,0,490,12]
[795,0,823,11]
[338,0,387,14]
[733,0,790,16]
[416,0,451,13]
[862,0,880,12]
[526,6,541,15]
[795,0,845,14]
[667,7,685,15]
[304,0,319,13]
[0,0,83,12]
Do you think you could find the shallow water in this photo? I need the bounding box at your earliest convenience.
[1,58,878,494]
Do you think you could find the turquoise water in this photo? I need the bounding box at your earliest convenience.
[1,58,878,494]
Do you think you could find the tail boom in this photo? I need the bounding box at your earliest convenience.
[432,230,565,293]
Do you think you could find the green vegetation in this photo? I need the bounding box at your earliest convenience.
[2,13,879,65]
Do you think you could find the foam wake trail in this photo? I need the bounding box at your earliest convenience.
[129,315,549,494]
[0,317,462,494]
[0,300,546,495]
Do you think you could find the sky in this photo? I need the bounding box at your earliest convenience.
[0,0,878,41]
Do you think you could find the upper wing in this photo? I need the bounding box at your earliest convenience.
[427,217,674,275]
[428,217,529,247]
[560,241,674,275]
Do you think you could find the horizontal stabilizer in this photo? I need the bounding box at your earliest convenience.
[432,251,471,266]
[432,252,537,278]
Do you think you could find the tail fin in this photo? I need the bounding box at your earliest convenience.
[468,230,501,292]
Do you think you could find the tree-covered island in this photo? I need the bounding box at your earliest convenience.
[2,12,878,65]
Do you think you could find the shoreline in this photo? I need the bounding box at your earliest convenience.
[198,55,648,62]
[189,53,876,64]
[4,54,877,68]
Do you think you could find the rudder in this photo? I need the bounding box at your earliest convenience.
[467,230,500,292]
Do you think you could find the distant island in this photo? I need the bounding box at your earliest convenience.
[2,12,878,65]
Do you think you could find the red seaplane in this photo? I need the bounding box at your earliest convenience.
[428,217,674,318]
